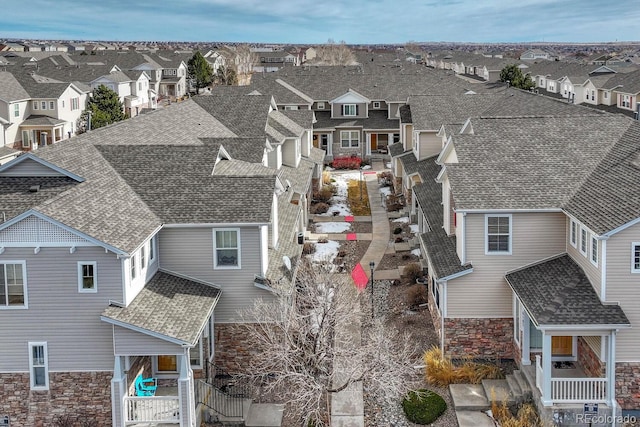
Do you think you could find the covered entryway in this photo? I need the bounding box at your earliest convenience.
[506,254,630,408]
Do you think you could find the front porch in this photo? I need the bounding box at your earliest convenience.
[19,116,67,150]
[124,386,180,425]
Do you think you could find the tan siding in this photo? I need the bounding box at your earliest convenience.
[0,246,122,372]
[113,326,183,356]
[447,212,566,318]
[158,227,270,323]
[417,132,441,160]
[566,218,601,297]
[605,225,640,361]
[0,157,65,176]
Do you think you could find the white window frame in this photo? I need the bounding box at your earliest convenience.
[149,236,156,263]
[140,244,147,271]
[21,130,31,149]
[580,228,588,256]
[14,104,19,117]
[373,101,381,109]
[340,130,359,148]
[190,338,203,369]
[632,242,640,273]
[485,214,512,255]
[29,342,49,390]
[213,228,241,269]
[604,91,608,99]
[570,220,577,247]
[33,101,39,110]
[77,261,97,293]
[590,236,598,267]
[342,104,356,116]
[49,101,55,110]
[284,105,298,111]
[431,280,441,313]
[41,101,47,110]
[130,253,138,281]
[0,261,28,309]
[513,296,521,346]
[317,102,325,110]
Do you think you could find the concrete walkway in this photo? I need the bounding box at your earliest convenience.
[330,159,395,426]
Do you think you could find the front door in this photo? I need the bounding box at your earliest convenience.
[552,336,573,356]
[370,134,377,151]
[157,355,177,372]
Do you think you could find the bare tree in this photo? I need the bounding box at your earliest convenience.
[236,259,420,426]
[314,39,359,66]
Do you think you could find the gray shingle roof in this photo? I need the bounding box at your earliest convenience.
[564,121,640,235]
[412,156,471,280]
[399,105,412,123]
[194,94,272,138]
[0,176,78,220]
[0,71,30,101]
[388,142,406,158]
[21,115,66,126]
[102,271,221,345]
[313,110,398,131]
[446,115,632,211]
[506,254,629,327]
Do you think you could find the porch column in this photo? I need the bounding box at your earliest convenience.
[607,330,617,418]
[521,312,531,366]
[365,132,371,156]
[178,352,196,427]
[111,356,127,427]
[388,132,394,147]
[327,133,333,156]
[541,332,553,406]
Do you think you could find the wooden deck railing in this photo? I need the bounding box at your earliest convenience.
[123,396,180,424]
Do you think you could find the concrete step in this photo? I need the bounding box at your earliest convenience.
[245,403,285,427]
[449,384,490,411]
[505,373,523,403]
[513,369,532,401]
[481,379,514,405]
[455,410,496,427]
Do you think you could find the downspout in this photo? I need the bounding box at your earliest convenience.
[460,212,467,264]
[600,238,607,301]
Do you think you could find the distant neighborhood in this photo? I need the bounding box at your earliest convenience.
[0,38,639,426]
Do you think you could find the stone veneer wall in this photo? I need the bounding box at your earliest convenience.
[443,318,514,359]
[0,371,112,427]
[577,337,605,378]
[616,362,640,410]
[214,323,264,374]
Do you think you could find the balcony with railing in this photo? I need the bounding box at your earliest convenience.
[123,387,180,425]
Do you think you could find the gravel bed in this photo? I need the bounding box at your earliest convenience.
[359,280,459,427]
[337,240,371,271]
[377,252,420,271]
[351,220,373,233]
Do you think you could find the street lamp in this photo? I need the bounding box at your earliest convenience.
[359,167,363,201]
[369,261,375,319]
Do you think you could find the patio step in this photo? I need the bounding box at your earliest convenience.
[449,384,490,411]
[245,403,284,427]
[505,374,523,403]
[513,369,532,401]
[481,379,515,406]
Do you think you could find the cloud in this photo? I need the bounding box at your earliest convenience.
[2,0,640,43]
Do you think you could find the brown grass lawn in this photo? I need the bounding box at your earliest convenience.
[346,179,371,216]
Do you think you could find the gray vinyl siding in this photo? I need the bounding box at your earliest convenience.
[331,103,366,118]
[158,226,270,323]
[0,246,122,372]
[566,218,601,297]
[113,325,184,356]
[604,224,640,361]
[447,212,566,318]
[415,131,441,160]
[0,157,65,176]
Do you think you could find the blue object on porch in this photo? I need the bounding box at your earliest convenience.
[134,374,157,396]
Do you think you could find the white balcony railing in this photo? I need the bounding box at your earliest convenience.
[551,378,608,403]
[124,396,180,424]
[535,355,543,392]
[535,355,608,403]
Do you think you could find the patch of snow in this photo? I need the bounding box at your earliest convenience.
[385,162,392,168]
[379,187,392,196]
[361,165,372,170]
[318,172,359,216]
[325,166,335,171]
[315,222,351,233]
[312,240,340,264]
[410,224,419,233]
[392,217,409,223]
[411,248,421,256]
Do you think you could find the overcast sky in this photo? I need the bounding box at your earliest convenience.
[3,0,640,44]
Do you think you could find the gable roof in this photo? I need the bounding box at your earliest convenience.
[0,71,30,102]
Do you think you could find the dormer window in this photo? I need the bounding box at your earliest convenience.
[342,104,357,116]
[317,102,325,110]
[373,101,381,109]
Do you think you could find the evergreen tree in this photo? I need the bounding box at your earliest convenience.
[499,64,535,90]
[86,84,125,130]
[188,51,214,93]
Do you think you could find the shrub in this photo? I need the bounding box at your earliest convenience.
[402,389,447,424]
[311,203,329,214]
[378,171,393,186]
[302,242,316,255]
[313,185,335,203]
[423,347,504,387]
[322,170,332,185]
[491,399,541,427]
[406,284,428,307]
[393,226,403,234]
[332,156,362,170]
[403,263,423,283]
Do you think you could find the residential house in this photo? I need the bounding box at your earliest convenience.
[0,94,322,426]
[520,49,551,61]
[392,90,640,418]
